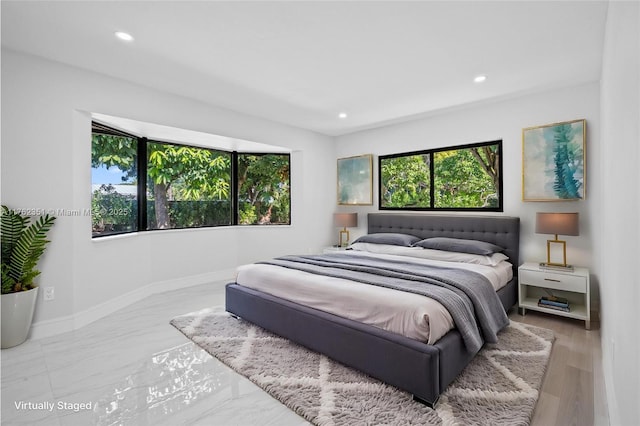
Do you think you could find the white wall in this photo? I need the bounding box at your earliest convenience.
[1,49,336,332]
[599,1,640,425]
[335,83,602,305]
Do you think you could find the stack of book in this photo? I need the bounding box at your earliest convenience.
[538,296,570,312]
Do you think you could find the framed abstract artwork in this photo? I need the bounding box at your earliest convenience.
[522,119,586,201]
[337,154,373,205]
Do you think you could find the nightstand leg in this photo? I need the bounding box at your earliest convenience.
[585,320,590,330]
[519,307,526,316]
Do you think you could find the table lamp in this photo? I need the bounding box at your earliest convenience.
[535,212,579,268]
[334,213,357,247]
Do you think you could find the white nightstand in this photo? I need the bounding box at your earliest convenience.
[518,262,591,329]
[322,246,348,254]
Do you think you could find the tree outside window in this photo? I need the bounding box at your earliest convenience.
[238,154,290,225]
[379,140,502,211]
[91,123,291,237]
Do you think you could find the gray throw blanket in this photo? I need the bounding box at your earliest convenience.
[259,253,509,353]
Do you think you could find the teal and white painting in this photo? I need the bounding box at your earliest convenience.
[522,119,585,201]
[337,154,373,205]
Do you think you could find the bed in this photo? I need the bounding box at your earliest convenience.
[225,213,520,407]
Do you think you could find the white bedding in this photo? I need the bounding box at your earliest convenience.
[234,250,513,345]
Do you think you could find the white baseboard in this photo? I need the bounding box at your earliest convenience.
[151,270,233,294]
[28,269,235,340]
[28,312,76,340]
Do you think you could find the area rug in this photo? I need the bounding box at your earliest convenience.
[171,307,554,426]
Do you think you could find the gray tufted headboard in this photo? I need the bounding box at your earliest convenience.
[367,213,520,275]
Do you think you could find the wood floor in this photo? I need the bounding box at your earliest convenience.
[509,309,609,426]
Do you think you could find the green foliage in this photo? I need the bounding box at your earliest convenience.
[1,207,27,264]
[237,154,290,224]
[381,143,500,209]
[91,185,137,235]
[551,124,582,199]
[146,143,231,229]
[92,132,290,229]
[434,148,497,208]
[238,204,258,225]
[91,134,137,178]
[147,143,231,201]
[1,206,56,294]
[380,155,430,208]
[147,200,231,229]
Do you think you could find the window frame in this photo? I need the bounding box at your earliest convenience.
[91,122,291,238]
[145,139,234,231]
[378,139,503,212]
[236,152,292,226]
[90,123,140,238]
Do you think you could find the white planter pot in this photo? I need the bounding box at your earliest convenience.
[1,287,39,349]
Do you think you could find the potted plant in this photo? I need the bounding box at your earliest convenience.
[1,206,56,348]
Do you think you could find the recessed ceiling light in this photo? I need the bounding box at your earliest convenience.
[474,75,487,83]
[338,112,348,119]
[115,31,134,42]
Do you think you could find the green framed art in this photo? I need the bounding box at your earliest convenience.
[522,119,586,201]
[337,154,373,205]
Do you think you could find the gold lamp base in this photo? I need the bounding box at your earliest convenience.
[338,228,350,247]
[544,235,571,268]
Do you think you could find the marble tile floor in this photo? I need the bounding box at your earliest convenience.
[1,281,608,426]
[1,281,309,426]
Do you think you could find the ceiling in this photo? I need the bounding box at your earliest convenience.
[1,1,608,136]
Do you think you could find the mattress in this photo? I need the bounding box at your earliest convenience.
[234,250,512,345]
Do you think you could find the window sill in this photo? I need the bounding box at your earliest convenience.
[91,224,293,241]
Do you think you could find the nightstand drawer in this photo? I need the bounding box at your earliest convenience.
[519,269,587,293]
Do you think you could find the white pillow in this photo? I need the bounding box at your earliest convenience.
[348,242,509,266]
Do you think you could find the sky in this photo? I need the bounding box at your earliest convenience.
[91,165,133,185]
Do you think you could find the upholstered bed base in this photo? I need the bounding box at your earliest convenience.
[225,213,520,407]
[226,280,515,407]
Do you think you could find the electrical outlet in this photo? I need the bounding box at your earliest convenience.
[43,287,55,301]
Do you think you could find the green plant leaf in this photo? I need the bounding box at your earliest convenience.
[1,207,56,292]
[1,206,27,262]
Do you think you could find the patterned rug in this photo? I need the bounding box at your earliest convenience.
[171,307,554,426]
